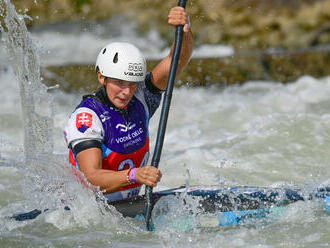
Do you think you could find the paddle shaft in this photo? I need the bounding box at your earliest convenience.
[145,0,188,231]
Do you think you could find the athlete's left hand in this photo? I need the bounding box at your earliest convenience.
[135,166,162,187]
[168,6,190,33]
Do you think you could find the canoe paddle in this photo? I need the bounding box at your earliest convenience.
[145,0,188,231]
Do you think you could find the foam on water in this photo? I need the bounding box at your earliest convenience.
[1,64,329,234]
[0,0,54,161]
[0,0,136,238]
[149,77,330,190]
[21,19,233,66]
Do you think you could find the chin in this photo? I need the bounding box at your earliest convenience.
[115,102,127,109]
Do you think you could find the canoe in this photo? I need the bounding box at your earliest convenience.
[110,185,329,227]
[12,185,330,227]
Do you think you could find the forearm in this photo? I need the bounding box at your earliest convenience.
[85,166,161,193]
[151,4,194,91]
[151,30,193,90]
[85,168,131,193]
[76,148,162,193]
[76,148,133,193]
[176,28,193,75]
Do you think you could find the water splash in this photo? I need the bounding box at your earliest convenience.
[0,0,117,231]
[0,0,53,161]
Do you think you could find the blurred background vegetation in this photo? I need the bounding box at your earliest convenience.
[6,0,330,91]
[10,0,330,49]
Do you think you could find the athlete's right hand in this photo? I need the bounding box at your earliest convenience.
[168,6,190,33]
[136,166,162,187]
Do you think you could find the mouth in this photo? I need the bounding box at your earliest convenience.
[116,97,130,106]
[118,97,128,103]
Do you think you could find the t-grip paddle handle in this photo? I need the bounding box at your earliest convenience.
[145,0,188,231]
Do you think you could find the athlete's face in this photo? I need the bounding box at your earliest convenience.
[98,73,138,109]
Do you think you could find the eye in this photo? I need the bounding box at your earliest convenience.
[114,80,126,88]
[130,82,138,88]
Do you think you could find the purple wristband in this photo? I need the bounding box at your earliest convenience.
[130,168,136,183]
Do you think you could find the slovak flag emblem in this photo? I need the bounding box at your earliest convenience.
[76,112,93,133]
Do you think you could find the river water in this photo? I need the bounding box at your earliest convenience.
[0,1,329,247]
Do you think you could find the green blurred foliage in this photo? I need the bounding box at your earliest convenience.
[75,0,91,9]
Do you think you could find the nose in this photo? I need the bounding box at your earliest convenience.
[121,82,137,95]
[121,84,131,95]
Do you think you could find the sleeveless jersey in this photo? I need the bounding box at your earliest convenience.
[64,74,162,202]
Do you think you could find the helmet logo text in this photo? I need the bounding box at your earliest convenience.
[128,63,143,72]
[124,63,144,77]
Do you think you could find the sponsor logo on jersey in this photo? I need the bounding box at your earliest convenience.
[76,112,93,133]
[100,111,111,122]
[116,122,136,132]
[115,127,144,145]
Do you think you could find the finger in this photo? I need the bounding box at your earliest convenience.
[170,6,185,12]
[183,23,190,33]
[168,18,188,27]
[168,9,188,26]
[146,168,161,185]
[168,13,188,23]
[135,167,159,185]
[146,182,157,187]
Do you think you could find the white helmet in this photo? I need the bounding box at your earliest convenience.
[95,42,146,82]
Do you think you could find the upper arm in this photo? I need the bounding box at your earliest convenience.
[150,30,193,90]
[150,55,172,91]
[134,73,162,118]
[64,106,104,149]
[76,147,103,179]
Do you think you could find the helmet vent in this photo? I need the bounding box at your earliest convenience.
[102,48,106,54]
[113,52,118,63]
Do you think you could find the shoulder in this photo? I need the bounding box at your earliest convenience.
[71,106,99,124]
[134,72,163,118]
[77,95,104,114]
[145,72,164,95]
[135,73,163,96]
[64,105,104,146]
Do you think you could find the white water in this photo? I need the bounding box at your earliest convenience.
[27,21,233,66]
[0,1,329,247]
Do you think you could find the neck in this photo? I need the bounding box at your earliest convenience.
[95,86,129,114]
